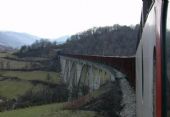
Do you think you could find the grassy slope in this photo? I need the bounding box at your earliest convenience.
[0,71,60,84]
[0,52,9,57]
[0,51,61,94]
[0,82,119,117]
[0,80,33,99]
[0,71,61,99]
[0,52,17,58]
[0,58,32,69]
[0,52,61,99]
[0,52,43,69]
[0,52,101,117]
[0,103,100,117]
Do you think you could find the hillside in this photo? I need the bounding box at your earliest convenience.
[0,25,139,117]
[12,25,140,57]
[0,31,39,48]
[0,81,122,117]
[61,25,139,56]
[0,51,67,111]
[0,50,124,117]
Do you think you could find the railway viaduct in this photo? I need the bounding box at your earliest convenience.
[59,54,135,92]
[59,54,136,116]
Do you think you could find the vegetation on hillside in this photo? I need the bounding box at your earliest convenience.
[14,39,60,71]
[61,24,139,56]
[0,71,60,84]
[0,81,121,117]
[15,25,139,58]
[15,39,58,58]
[0,52,67,112]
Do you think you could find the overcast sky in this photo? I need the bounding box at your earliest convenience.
[0,0,142,39]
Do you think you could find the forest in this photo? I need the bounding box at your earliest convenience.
[61,24,139,56]
[17,24,140,57]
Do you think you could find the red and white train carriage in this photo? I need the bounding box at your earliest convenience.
[136,0,169,117]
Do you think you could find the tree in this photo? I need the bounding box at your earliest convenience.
[61,24,139,56]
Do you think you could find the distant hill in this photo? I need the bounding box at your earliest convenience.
[0,44,13,51]
[53,35,70,44]
[0,31,40,48]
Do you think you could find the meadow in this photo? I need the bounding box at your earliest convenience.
[0,52,113,117]
[0,52,66,111]
[0,71,60,84]
[0,103,100,117]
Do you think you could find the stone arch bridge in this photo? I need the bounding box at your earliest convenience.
[59,54,136,98]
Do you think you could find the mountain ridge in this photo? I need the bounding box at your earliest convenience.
[0,31,40,48]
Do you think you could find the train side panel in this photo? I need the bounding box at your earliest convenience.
[136,3,156,117]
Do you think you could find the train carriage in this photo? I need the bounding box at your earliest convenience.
[136,0,169,117]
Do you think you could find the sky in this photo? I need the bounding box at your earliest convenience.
[0,0,142,40]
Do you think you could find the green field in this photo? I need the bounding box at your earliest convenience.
[0,71,60,84]
[0,82,117,117]
[0,52,44,70]
[0,80,33,99]
[0,52,100,117]
[0,52,60,100]
[0,103,100,117]
[0,58,34,69]
[0,71,61,99]
[0,52,18,58]
[0,52,9,57]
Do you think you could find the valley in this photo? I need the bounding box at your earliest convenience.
[0,25,138,117]
[0,51,68,111]
[0,50,122,117]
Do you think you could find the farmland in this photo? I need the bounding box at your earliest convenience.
[0,51,121,117]
[0,51,67,111]
[0,52,100,117]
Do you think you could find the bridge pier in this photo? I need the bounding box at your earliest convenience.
[60,56,117,96]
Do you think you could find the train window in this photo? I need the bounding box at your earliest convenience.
[166,2,170,116]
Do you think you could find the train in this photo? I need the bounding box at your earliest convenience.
[136,0,169,117]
